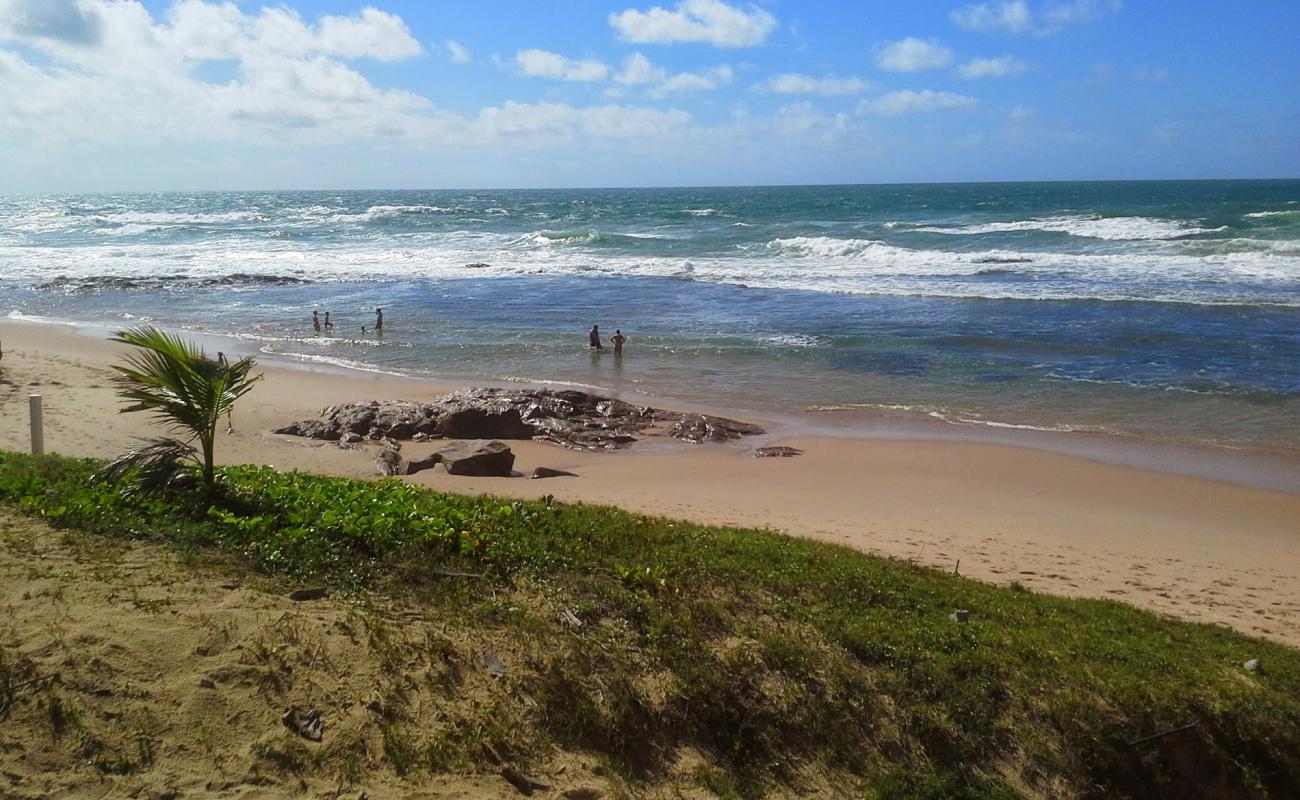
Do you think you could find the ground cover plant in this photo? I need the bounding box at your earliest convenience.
[1,450,1298,799]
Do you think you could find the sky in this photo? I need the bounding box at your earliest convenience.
[0,0,1297,191]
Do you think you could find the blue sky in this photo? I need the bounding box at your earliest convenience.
[0,0,1296,190]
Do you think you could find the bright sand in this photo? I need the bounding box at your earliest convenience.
[2,318,1298,647]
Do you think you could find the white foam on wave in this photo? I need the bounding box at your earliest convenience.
[1244,210,1300,219]
[261,347,414,378]
[914,214,1224,241]
[6,310,74,325]
[684,208,719,216]
[95,210,269,226]
[761,334,827,349]
[4,229,1299,306]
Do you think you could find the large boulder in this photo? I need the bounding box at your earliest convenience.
[432,440,515,477]
[434,405,533,439]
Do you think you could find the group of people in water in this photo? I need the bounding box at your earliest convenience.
[309,311,627,356]
[313,308,382,336]
[589,324,627,355]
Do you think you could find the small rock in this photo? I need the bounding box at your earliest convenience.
[949,609,970,623]
[752,446,803,458]
[198,677,216,689]
[219,582,240,590]
[375,448,405,476]
[1244,658,1263,674]
[501,765,550,795]
[532,466,578,479]
[563,788,603,800]
[288,587,329,601]
[483,650,507,677]
[281,707,324,742]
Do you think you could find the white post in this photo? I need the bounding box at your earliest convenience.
[29,394,44,455]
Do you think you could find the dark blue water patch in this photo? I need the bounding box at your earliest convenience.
[828,349,931,378]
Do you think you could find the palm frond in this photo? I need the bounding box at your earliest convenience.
[106,326,262,490]
[109,326,263,437]
[91,437,199,495]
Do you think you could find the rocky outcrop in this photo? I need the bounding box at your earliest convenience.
[274,388,765,451]
[431,440,515,477]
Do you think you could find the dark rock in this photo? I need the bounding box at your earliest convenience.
[563,789,603,800]
[531,467,577,479]
[436,440,515,476]
[273,387,764,451]
[404,453,442,476]
[289,587,330,601]
[670,414,765,444]
[436,405,534,439]
[753,446,803,458]
[501,765,550,795]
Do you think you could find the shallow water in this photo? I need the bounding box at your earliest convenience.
[2,181,1298,454]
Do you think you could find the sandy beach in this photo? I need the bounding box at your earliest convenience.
[3,317,1298,648]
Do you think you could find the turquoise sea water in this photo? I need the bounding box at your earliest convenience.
[2,181,1298,454]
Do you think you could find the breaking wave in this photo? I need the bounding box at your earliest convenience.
[912,214,1224,240]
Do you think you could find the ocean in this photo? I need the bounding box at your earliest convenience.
[2,181,1298,456]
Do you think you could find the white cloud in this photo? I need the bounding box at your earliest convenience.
[315,7,423,61]
[615,52,667,85]
[650,65,732,97]
[0,0,707,160]
[957,56,1029,78]
[609,0,776,47]
[1042,0,1123,30]
[0,0,105,44]
[860,90,977,115]
[874,38,954,72]
[475,100,691,143]
[753,73,870,96]
[1009,105,1033,122]
[950,0,1121,36]
[515,49,609,82]
[949,1,1033,33]
[1131,66,1169,81]
[444,39,471,64]
[773,102,850,142]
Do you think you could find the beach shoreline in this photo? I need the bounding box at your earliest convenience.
[2,316,1299,648]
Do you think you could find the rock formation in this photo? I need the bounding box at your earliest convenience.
[275,388,764,451]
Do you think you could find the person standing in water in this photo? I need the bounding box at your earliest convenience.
[312,311,321,333]
[588,324,603,350]
[324,312,334,332]
[375,307,383,333]
[611,329,626,356]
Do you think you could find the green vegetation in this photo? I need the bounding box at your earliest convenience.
[3,450,1299,799]
[98,326,260,492]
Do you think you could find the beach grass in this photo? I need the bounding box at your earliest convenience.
[2,449,1298,799]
